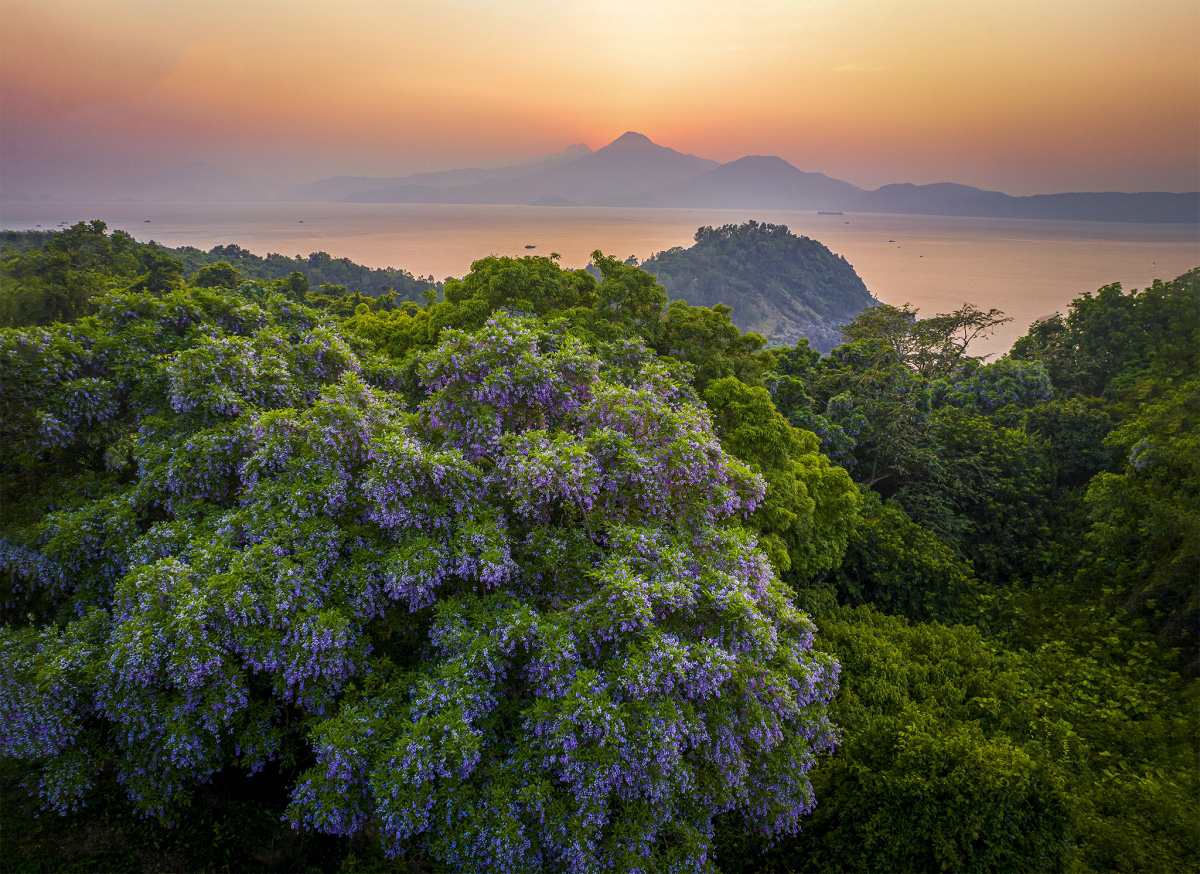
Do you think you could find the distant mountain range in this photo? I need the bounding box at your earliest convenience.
[13,133,1194,223]
[329,132,1197,223]
[344,133,719,206]
[277,144,594,202]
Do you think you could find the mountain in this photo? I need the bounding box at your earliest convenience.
[853,184,1200,223]
[344,132,717,205]
[1011,192,1200,223]
[279,144,592,202]
[522,132,718,203]
[614,155,863,210]
[640,220,877,352]
[854,182,1011,216]
[279,132,1196,223]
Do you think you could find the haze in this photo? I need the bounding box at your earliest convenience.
[2,0,1197,200]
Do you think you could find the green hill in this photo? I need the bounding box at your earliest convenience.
[640,221,876,351]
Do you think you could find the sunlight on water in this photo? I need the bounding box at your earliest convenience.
[3,201,1196,357]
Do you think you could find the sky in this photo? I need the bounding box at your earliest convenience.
[2,0,1197,198]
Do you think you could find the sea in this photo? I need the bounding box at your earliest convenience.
[3,201,1197,358]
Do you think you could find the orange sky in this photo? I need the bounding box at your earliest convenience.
[2,0,1197,197]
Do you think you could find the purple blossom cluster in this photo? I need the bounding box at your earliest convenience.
[288,316,839,870]
[2,300,839,869]
[35,377,120,447]
[0,539,69,606]
[1128,437,1153,472]
[167,332,302,417]
[419,318,598,459]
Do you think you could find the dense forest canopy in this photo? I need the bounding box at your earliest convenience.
[0,222,438,329]
[1,223,1196,873]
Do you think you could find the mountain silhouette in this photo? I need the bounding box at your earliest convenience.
[345,132,716,205]
[854,183,1199,223]
[280,144,592,202]
[331,132,1197,223]
[613,155,863,210]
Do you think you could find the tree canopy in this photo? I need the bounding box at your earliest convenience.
[1,278,838,871]
[1,222,1196,874]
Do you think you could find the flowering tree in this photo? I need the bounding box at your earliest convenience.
[1,285,839,872]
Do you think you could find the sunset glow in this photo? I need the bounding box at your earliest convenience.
[2,0,1197,198]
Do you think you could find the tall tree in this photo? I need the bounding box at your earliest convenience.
[1,294,841,871]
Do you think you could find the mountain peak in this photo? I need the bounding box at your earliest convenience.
[606,131,656,149]
[725,155,796,170]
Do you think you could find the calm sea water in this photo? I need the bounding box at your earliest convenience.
[3,201,1197,357]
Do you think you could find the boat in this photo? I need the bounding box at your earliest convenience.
[525,245,536,249]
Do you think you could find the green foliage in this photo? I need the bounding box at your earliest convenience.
[588,249,670,337]
[769,306,1057,588]
[341,254,608,361]
[0,221,185,326]
[840,301,1011,377]
[717,603,1199,873]
[717,607,1072,873]
[192,260,243,288]
[0,226,441,329]
[701,377,860,581]
[173,242,440,302]
[1007,270,1200,672]
[1,283,839,871]
[2,225,1196,873]
[989,586,1200,872]
[655,301,771,392]
[1081,378,1200,671]
[1019,397,1119,489]
[640,221,875,351]
[817,490,980,624]
[780,337,938,489]
[443,252,598,320]
[900,407,1054,584]
[342,252,775,397]
[1010,268,1200,396]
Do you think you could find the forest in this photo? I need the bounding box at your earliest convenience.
[0,223,439,330]
[1,221,1196,873]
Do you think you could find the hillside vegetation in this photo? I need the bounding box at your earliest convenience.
[1,222,1196,873]
[640,221,877,352]
[0,222,437,329]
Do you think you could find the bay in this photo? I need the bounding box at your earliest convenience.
[3,201,1196,357]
